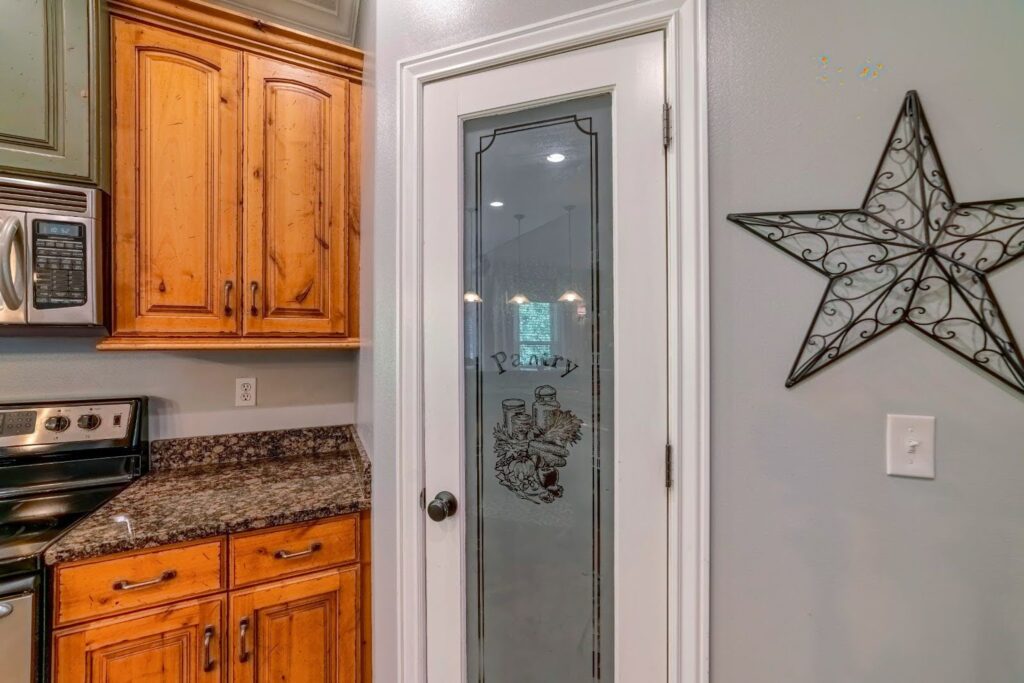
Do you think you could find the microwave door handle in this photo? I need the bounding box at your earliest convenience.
[0,217,24,310]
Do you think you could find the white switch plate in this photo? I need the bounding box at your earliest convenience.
[886,414,935,479]
[235,377,257,407]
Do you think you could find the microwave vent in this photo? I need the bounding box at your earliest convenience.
[0,178,92,215]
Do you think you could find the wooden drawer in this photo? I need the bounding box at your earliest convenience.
[54,539,226,626]
[230,516,358,588]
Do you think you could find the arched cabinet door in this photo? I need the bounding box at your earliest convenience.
[242,54,356,338]
[52,597,225,683]
[111,19,242,336]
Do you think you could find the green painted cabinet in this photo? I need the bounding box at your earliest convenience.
[207,0,358,44]
[0,0,103,185]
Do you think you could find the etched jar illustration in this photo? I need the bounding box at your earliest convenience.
[502,398,527,429]
[531,385,560,431]
[494,384,582,505]
[509,412,534,441]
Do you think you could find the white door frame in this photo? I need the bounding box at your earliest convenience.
[394,1,710,681]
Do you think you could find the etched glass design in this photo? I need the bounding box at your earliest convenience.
[463,94,614,682]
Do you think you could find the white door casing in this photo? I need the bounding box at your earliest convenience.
[423,32,666,682]
[394,1,710,682]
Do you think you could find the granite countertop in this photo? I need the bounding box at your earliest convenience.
[44,427,371,565]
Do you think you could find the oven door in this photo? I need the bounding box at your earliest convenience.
[0,577,37,683]
[25,213,98,325]
[0,210,27,325]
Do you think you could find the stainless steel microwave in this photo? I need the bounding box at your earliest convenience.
[0,176,100,326]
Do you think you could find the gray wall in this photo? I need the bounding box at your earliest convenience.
[359,0,1024,680]
[355,1,607,681]
[0,338,356,439]
[710,0,1024,681]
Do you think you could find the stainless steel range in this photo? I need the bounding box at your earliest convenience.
[0,398,147,683]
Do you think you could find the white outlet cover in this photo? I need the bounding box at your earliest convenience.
[886,414,935,479]
[235,377,257,407]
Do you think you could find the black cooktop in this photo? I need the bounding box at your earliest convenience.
[0,485,125,575]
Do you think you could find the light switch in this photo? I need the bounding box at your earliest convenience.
[886,414,935,479]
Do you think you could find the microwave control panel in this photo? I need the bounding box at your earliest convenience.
[32,220,87,309]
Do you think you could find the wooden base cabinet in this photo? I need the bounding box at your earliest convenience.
[103,0,362,350]
[50,513,369,683]
[230,568,359,683]
[52,597,226,683]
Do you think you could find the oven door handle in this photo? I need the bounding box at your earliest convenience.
[0,216,25,311]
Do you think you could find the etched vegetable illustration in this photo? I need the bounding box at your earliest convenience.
[494,385,582,504]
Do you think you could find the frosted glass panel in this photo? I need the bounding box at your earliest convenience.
[463,95,614,682]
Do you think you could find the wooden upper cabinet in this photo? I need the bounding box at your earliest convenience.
[102,0,362,350]
[111,19,242,336]
[0,0,101,184]
[243,55,353,337]
[53,596,226,683]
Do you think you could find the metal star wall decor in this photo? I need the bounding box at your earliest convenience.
[728,90,1024,394]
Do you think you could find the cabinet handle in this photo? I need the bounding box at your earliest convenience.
[274,541,323,560]
[238,617,250,663]
[111,569,177,591]
[223,280,234,316]
[249,281,259,316]
[203,625,215,672]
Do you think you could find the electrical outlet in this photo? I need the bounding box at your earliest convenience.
[235,378,257,407]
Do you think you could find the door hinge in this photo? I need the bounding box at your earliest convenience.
[662,102,672,151]
[665,443,673,488]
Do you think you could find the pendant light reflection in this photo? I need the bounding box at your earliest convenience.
[508,213,530,305]
[464,205,483,303]
[558,205,585,312]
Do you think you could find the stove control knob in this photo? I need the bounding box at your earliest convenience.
[44,415,70,432]
[77,414,102,431]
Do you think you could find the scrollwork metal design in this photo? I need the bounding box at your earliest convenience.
[728,90,1024,394]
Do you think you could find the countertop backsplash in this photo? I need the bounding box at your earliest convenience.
[149,424,366,471]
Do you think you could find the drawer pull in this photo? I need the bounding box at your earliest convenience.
[238,617,250,663]
[203,625,215,672]
[111,569,177,591]
[273,542,322,560]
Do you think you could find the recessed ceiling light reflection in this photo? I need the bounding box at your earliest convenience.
[489,201,504,207]
[546,153,566,163]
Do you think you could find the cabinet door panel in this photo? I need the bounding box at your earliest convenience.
[0,0,97,182]
[112,19,241,335]
[230,567,359,683]
[53,596,225,683]
[243,55,351,336]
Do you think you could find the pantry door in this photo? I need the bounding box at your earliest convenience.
[422,32,668,682]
